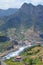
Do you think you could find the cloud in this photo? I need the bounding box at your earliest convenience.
[0,0,43,9]
[31,0,43,5]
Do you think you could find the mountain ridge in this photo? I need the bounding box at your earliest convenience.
[0,8,18,17]
[0,3,43,32]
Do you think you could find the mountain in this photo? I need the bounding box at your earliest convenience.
[0,8,18,17]
[0,3,43,32]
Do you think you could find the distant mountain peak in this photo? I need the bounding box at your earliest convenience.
[21,3,43,8]
[37,4,43,8]
[21,3,28,8]
[21,3,34,10]
[21,3,33,8]
[28,3,33,6]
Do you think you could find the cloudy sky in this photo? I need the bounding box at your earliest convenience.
[0,0,43,9]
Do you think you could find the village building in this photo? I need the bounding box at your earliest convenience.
[23,40,31,45]
[13,56,22,62]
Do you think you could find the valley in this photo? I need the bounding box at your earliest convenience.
[0,3,43,65]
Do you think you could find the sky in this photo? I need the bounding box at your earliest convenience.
[0,0,43,9]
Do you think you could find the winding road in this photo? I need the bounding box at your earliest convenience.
[2,45,32,60]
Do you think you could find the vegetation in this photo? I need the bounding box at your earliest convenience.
[5,45,43,65]
[0,41,12,52]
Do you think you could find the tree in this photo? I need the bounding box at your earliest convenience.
[29,59,33,65]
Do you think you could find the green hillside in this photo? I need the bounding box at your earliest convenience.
[5,45,43,65]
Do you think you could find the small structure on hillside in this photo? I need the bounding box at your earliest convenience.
[13,56,22,62]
